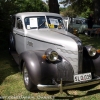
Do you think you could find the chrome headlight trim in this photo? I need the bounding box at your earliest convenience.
[47,51,58,61]
[88,47,96,57]
[45,48,58,62]
[77,41,83,52]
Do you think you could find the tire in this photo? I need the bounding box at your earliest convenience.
[9,33,15,52]
[23,62,38,92]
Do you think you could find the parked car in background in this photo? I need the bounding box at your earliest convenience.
[68,17,88,34]
[67,17,100,35]
[63,17,79,36]
[9,12,100,93]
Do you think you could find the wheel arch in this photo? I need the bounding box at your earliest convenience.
[19,50,43,85]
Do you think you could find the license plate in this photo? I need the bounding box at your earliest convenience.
[74,73,92,82]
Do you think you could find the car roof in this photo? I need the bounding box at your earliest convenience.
[15,12,62,18]
[74,17,86,20]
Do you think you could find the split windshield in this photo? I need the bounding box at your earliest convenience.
[24,16,64,29]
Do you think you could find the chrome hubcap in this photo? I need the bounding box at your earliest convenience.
[23,66,29,85]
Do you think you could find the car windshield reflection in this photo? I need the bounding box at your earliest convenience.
[24,16,64,30]
[46,16,64,29]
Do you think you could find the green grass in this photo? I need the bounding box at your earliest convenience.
[0,34,100,100]
[79,34,100,49]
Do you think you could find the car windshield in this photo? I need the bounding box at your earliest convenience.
[24,16,64,29]
[46,16,64,29]
[74,19,87,24]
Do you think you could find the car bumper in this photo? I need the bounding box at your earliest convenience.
[37,78,100,93]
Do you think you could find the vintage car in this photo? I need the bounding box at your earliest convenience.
[9,12,100,93]
[63,17,79,36]
[68,17,88,34]
[68,17,100,35]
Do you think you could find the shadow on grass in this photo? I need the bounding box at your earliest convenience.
[0,31,20,85]
[0,50,19,85]
[53,89,100,100]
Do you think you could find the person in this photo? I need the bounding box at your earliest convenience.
[87,14,94,29]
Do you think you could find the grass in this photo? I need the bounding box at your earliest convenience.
[0,34,100,100]
[79,34,100,49]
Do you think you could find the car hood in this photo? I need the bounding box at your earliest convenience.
[25,29,81,47]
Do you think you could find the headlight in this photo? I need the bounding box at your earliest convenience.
[73,28,79,36]
[88,47,96,57]
[47,51,58,61]
[43,48,58,62]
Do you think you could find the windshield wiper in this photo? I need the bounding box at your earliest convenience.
[38,21,46,29]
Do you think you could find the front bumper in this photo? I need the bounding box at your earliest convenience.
[37,78,100,93]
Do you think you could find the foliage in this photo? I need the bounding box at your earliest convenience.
[0,0,48,34]
[14,0,48,12]
[60,0,94,17]
[60,5,77,17]
[72,0,94,15]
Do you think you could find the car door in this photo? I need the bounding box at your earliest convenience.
[13,17,25,54]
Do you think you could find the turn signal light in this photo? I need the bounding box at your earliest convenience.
[42,55,47,60]
[97,49,100,53]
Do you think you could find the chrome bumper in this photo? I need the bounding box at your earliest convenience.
[37,78,100,93]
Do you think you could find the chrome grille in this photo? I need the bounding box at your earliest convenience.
[78,44,83,73]
[57,60,74,81]
[78,43,83,52]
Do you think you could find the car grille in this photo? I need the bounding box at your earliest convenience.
[57,60,74,81]
[78,45,83,73]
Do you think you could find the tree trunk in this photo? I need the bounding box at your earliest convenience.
[94,0,100,24]
[49,0,59,14]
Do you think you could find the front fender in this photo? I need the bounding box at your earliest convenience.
[19,50,41,85]
[19,50,58,85]
[83,46,100,76]
[19,50,74,85]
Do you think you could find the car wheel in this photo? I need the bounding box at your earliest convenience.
[23,62,38,92]
[9,33,15,52]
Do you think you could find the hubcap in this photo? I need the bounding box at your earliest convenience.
[23,66,29,85]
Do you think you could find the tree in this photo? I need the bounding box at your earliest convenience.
[60,0,94,15]
[49,0,59,14]
[94,0,100,24]
[60,0,100,24]
[0,0,48,33]
[60,5,77,17]
[13,0,48,12]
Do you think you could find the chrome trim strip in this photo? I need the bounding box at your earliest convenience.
[78,52,83,73]
[37,79,100,91]
[15,33,63,47]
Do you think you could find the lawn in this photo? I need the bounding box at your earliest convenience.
[0,34,100,100]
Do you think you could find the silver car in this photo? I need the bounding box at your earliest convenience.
[9,12,100,93]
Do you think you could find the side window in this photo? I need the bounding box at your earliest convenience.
[16,17,23,29]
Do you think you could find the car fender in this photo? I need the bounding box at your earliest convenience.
[83,46,100,76]
[19,50,59,85]
[19,50,74,85]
